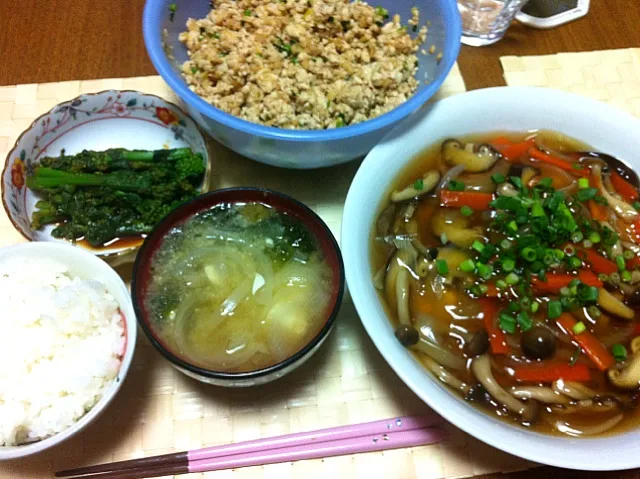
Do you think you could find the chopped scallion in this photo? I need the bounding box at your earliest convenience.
[623,250,635,260]
[491,173,506,184]
[616,255,626,271]
[521,247,537,262]
[496,279,507,289]
[460,205,474,217]
[589,232,601,243]
[448,180,465,191]
[500,239,512,250]
[578,178,590,189]
[531,301,540,313]
[471,240,485,253]
[499,313,516,334]
[576,187,597,201]
[502,259,516,272]
[476,263,493,280]
[459,259,476,273]
[572,321,586,335]
[505,272,520,285]
[612,344,627,362]
[548,300,563,319]
[436,259,449,275]
[517,311,533,331]
[571,231,583,243]
[568,256,583,269]
[622,270,633,283]
[414,178,424,190]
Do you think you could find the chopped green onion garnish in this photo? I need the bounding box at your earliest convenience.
[634,201,640,211]
[244,9,252,16]
[505,272,520,285]
[508,302,522,313]
[499,313,516,334]
[507,220,518,232]
[577,284,599,303]
[572,321,586,335]
[578,178,590,189]
[537,177,553,188]
[520,297,531,309]
[568,256,583,269]
[622,270,633,283]
[448,180,465,191]
[624,250,635,260]
[459,259,476,273]
[531,301,540,313]
[612,344,627,362]
[572,163,585,170]
[587,305,601,318]
[478,284,489,295]
[576,187,597,201]
[616,255,626,271]
[560,286,571,297]
[548,300,563,320]
[460,206,474,217]
[521,247,537,262]
[476,263,493,280]
[502,259,516,272]
[582,239,593,249]
[471,240,485,253]
[531,201,545,217]
[500,239,512,250]
[414,178,424,190]
[589,232,601,243]
[491,173,506,184]
[436,259,449,275]
[496,279,507,289]
[510,176,523,189]
[571,231,584,243]
[517,311,533,331]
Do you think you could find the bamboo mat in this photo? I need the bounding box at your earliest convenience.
[0,66,542,479]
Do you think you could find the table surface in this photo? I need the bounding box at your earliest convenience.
[1,1,640,478]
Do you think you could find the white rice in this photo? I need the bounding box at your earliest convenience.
[0,257,125,446]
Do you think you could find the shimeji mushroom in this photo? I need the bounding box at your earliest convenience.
[609,337,640,389]
[471,355,538,422]
[441,139,500,173]
[390,170,441,202]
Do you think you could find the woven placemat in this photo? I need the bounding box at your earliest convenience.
[0,66,540,479]
[501,48,640,118]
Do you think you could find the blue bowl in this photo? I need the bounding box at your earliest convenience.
[143,0,461,169]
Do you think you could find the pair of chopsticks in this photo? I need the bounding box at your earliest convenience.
[56,415,446,479]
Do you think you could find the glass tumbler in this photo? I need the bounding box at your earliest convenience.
[457,0,531,46]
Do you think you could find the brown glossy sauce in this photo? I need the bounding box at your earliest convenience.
[371,131,640,437]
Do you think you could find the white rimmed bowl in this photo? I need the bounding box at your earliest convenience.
[0,242,137,460]
[1,90,211,266]
[341,86,640,471]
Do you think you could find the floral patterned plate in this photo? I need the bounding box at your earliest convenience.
[1,90,211,265]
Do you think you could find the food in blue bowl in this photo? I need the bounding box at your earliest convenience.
[143,0,461,169]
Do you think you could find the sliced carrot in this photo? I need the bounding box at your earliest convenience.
[577,248,618,275]
[627,254,640,271]
[531,270,603,292]
[588,199,608,222]
[512,362,591,383]
[529,148,590,178]
[557,313,615,371]
[479,298,508,355]
[440,190,494,210]
[492,138,536,162]
[483,282,500,298]
[611,172,639,203]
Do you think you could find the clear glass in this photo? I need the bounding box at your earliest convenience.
[457,0,530,46]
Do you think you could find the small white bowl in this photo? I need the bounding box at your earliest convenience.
[342,87,640,471]
[1,90,211,265]
[0,242,137,460]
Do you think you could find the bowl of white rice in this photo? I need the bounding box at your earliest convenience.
[0,242,136,460]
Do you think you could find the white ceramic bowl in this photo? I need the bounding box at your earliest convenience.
[1,90,211,266]
[342,87,640,470]
[0,242,137,460]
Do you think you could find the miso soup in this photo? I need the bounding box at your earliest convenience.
[146,202,333,373]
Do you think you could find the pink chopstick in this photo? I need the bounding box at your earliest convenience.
[188,426,446,474]
[56,415,446,478]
